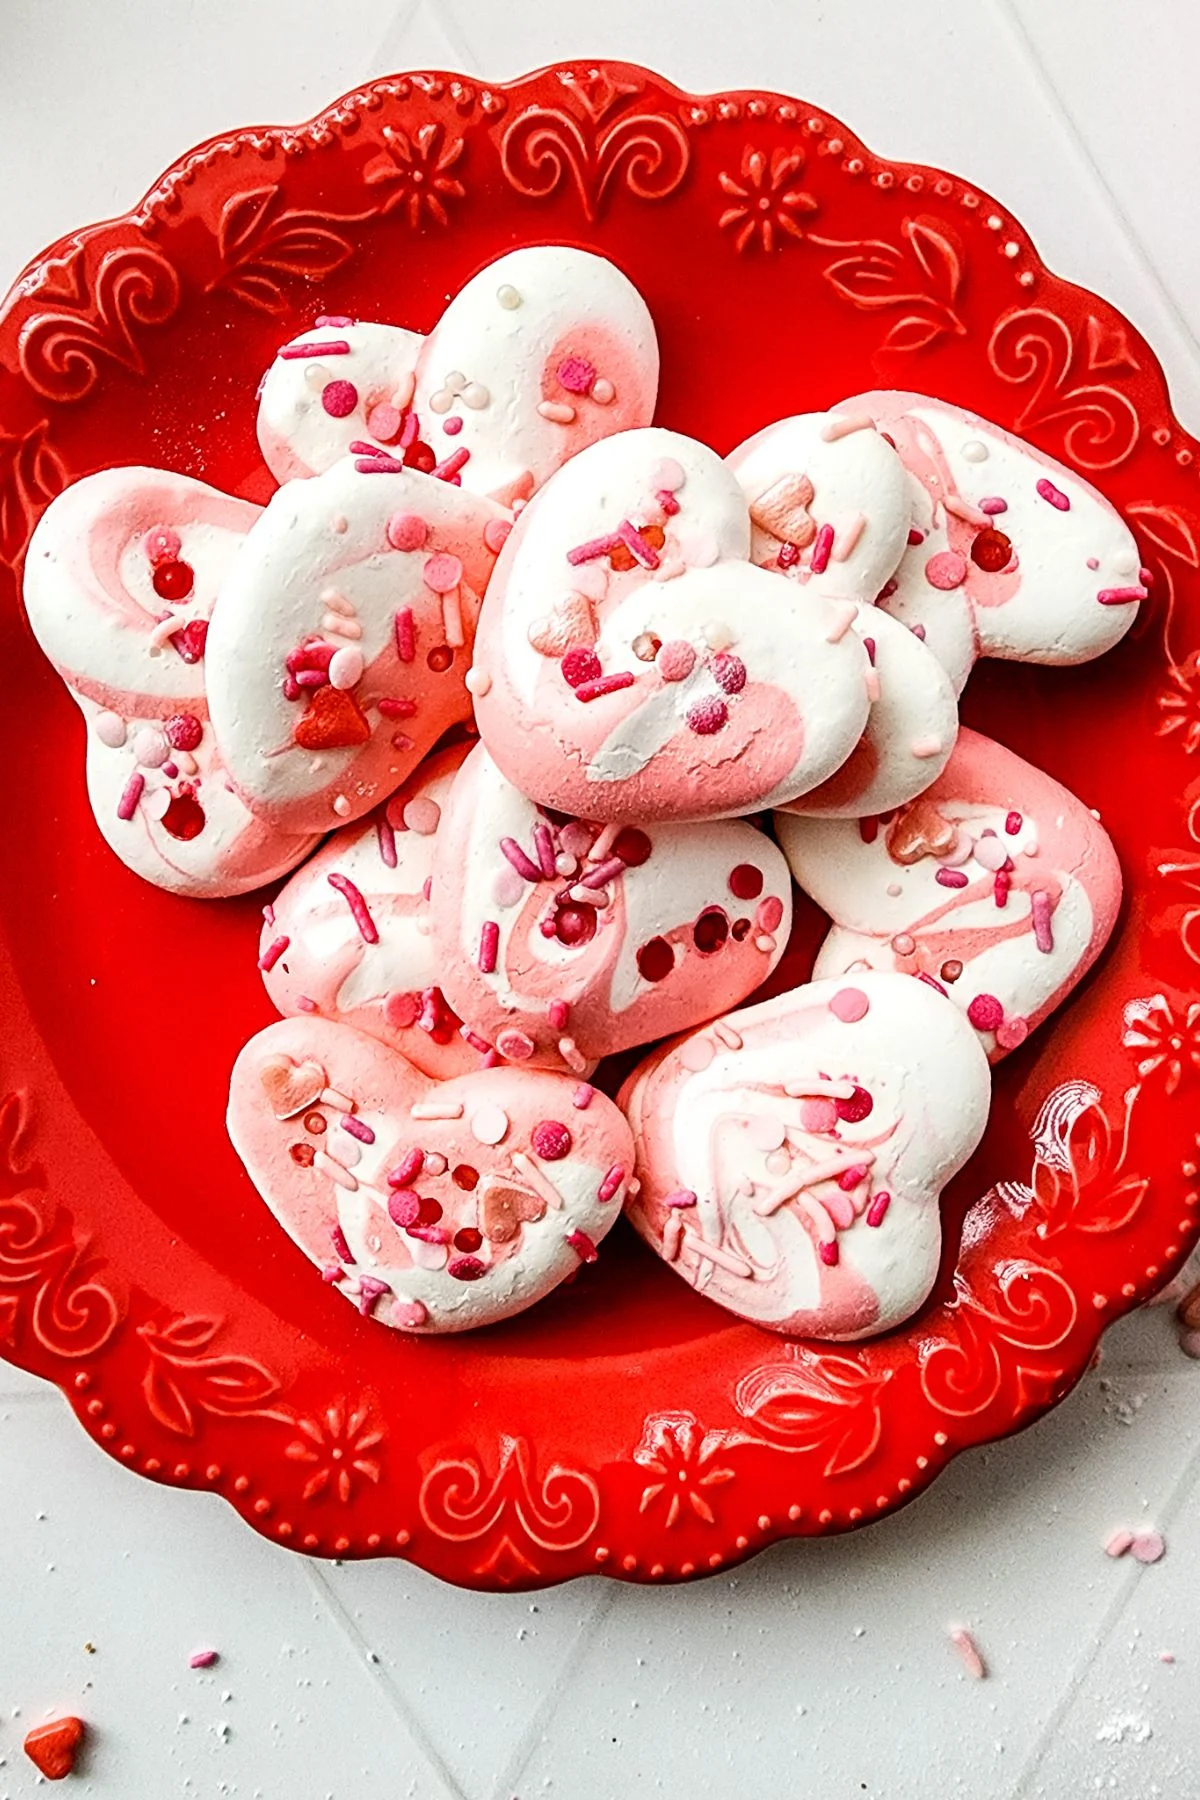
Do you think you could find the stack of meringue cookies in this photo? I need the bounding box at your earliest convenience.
[25,246,1142,1341]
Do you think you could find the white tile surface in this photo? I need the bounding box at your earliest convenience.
[2,3,1199,1796]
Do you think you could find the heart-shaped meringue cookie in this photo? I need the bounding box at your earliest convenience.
[428,743,792,1071]
[775,728,1122,1060]
[622,971,991,1340]
[228,1017,633,1333]
[846,391,1144,693]
[22,467,319,896]
[260,742,476,1078]
[256,247,659,505]
[472,428,872,822]
[205,455,507,834]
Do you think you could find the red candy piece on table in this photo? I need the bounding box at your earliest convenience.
[24,1717,86,1781]
[293,685,371,750]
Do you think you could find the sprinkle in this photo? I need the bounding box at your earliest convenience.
[942,492,990,528]
[388,1149,425,1187]
[994,869,1011,908]
[321,378,358,418]
[809,523,835,574]
[916,971,948,995]
[279,338,350,358]
[864,667,881,703]
[679,1232,753,1277]
[557,1036,588,1072]
[575,671,636,702]
[935,868,969,889]
[825,601,858,643]
[967,993,1004,1031]
[376,815,398,868]
[547,1000,570,1030]
[1105,1529,1134,1558]
[315,1149,358,1191]
[830,986,869,1022]
[979,496,1008,515]
[866,1192,891,1227]
[591,377,615,404]
[577,855,623,891]
[500,836,543,881]
[911,736,944,761]
[497,283,522,309]
[327,873,378,944]
[470,1104,509,1146]
[1096,586,1146,605]
[617,520,661,569]
[394,608,416,661]
[657,639,696,681]
[411,1100,464,1121]
[341,1115,375,1145]
[572,1083,594,1109]
[1131,1530,1166,1564]
[510,1150,564,1212]
[665,1189,698,1208]
[973,835,1009,873]
[713,1022,743,1050]
[333,795,352,817]
[1031,890,1054,953]
[567,530,623,566]
[1005,810,1023,835]
[330,1224,353,1262]
[949,1629,987,1680]
[116,770,145,820]
[686,695,728,734]
[433,446,471,482]
[357,1276,390,1315]
[995,1016,1028,1051]
[566,1229,599,1263]
[820,412,875,441]
[537,400,577,424]
[189,1649,219,1669]
[388,512,429,552]
[402,796,440,836]
[478,919,500,974]
[816,1239,839,1267]
[597,1164,626,1204]
[907,527,925,546]
[778,542,800,570]
[1036,477,1070,511]
[442,415,464,436]
[460,1026,494,1057]
[258,935,290,972]
[924,550,968,590]
[532,822,558,879]
[320,1085,355,1112]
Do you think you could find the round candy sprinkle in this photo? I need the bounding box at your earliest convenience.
[757,896,784,933]
[748,1115,786,1152]
[612,827,651,867]
[497,284,522,309]
[636,936,675,982]
[711,651,747,694]
[729,863,764,900]
[924,550,968,590]
[94,710,128,748]
[679,1036,715,1072]
[967,993,1004,1031]
[442,416,464,436]
[686,696,728,735]
[470,1105,509,1146]
[836,1085,874,1123]
[483,517,512,553]
[995,1016,1028,1050]
[132,726,169,768]
[403,796,441,836]
[829,987,869,1023]
[387,1189,421,1227]
[557,355,596,393]
[144,524,181,566]
[656,640,696,682]
[387,512,429,551]
[152,559,194,601]
[321,379,358,418]
[454,1228,483,1254]
[591,377,615,404]
[973,835,1009,872]
[423,552,463,593]
[366,402,402,442]
[651,457,686,493]
[632,631,662,662]
[693,909,729,953]
[561,646,602,688]
[532,1120,572,1160]
[554,903,596,947]
[970,528,1012,573]
[329,646,364,690]
[497,1029,535,1060]
[164,712,203,751]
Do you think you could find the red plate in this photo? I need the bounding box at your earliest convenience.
[1,61,1197,1590]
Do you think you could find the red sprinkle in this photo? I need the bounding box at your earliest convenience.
[388,1148,425,1188]
[153,558,194,601]
[330,1223,353,1263]
[189,1648,220,1669]
[575,671,636,702]
[994,869,1011,908]
[809,523,835,574]
[866,1191,891,1228]
[164,711,203,750]
[500,836,543,882]
[967,992,1004,1031]
[711,651,747,693]
[478,919,499,973]
[1004,810,1023,835]
[1036,477,1070,510]
[778,542,800,569]
[279,338,350,358]
[117,770,145,820]
[597,1164,626,1203]
[836,1085,874,1123]
[612,827,652,866]
[394,608,416,662]
[321,379,358,417]
[557,355,596,393]
[916,971,948,995]
[23,1718,86,1781]
[387,1189,421,1227]
[637,937,674,982]
[561,646,602,688]
[448,1255,488,1281]
[547,1000,570,1030]
[686,695,728,734]
[935,868,969,888]
[327,872,379,944]
[729,863,764,900]
[377,697,417,719]
[1031,889,1054,953]
[859,816,880,844]
[819,1239,840,1266]
[617,520,660,569]
[432,446,470,482]
[532,1120,572,1160]
[1096,586,1146,605]
[837,1163,869,1191]
[258,934,290,972]
[566,1229,599,1263]
[376,816,397,868]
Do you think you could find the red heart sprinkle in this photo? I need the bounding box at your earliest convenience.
[24,1716,86,1781]
[293,684,371,750]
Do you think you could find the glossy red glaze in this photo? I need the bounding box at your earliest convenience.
[0,62,1197,1590]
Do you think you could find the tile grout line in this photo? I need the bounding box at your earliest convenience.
[301,1560,473,1800]
[1005,1423,1200,1800]
[994,0,1200,398]
[488,1580,621,1800]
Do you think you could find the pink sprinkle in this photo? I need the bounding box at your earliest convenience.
[295,667,327,689]
[562,647,602,688]
[500,836,543,881]
[297,995,317,1013]
[566,1228,599,1264]
[910,623,926,640]
[979,496,1008,515]
[1036,477,1070,511]
[575,671,636,702]
[377,697,417,720]
[657,489,681,516]
[567,531,623,566]
[375,815,397,869]
[925,550,968,590]
[916,971,948,996]
[145,524,182,565]
[862,636,876,665]
[258,935,290,972]
[398,411,419,451]
[433,446,470,482]
[367,402,402,443]
[423,552,463,594]
[995,1016,1028,1051]
[657,639,696,682]
[572,1084,594,1110]
[327,872,379,944]
[442,415,463,436]
[820,412,875,442]
[262,903,275,925]
[1005,810,1023,835]
[548,1000,570,1030]
[837,1164,869,1191]
[330,1223,353,1263]
[388,1149,425,1189]
[322,1264,343,1283]
[994,869,1011,908]
[665,1189,698,1208]
[1139,566,1154,586]
[829,986,869,1023]
[532,1120,572,1160]
[580,855,625,890]
[778,542,800,570]
[809,522,835,574]
[388,513,428,552]
[189,1649,219,1670]
[967,993,1004,1031]
[711,651,747,694]
[819,1239,840,1266]
[357,1277,391,1315]
[321,379,358,417]
[355,452,406,474]
[1105,1529,1134,1558]
[341,1114,375,1144]
[533,822,557,878]
[686,695,728,734]
[1131,1530,1166,1565]
[1031,890,1054,953]
[935,868,969,888]
[407,1224,451,1247]
[394,608,416,662]
[117,770,145,820]
[316,315,353,328]
[866,1191,891,1228]
[1096,586,1146,605]
[478,919,499,973]
[949,1629,987,1680]
[597,1164,626,1204]
[617,520,661,569]
[484,517,512,554]
[557,355,596,394]
[973,835,1009,873]
[279,338,350,359]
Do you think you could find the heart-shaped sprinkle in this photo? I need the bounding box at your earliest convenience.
[24,1717,86,1781]
[885,798,957,865]
[292,684,372,750]
[259,1054,327,1119]
[479,1177,547,1243]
